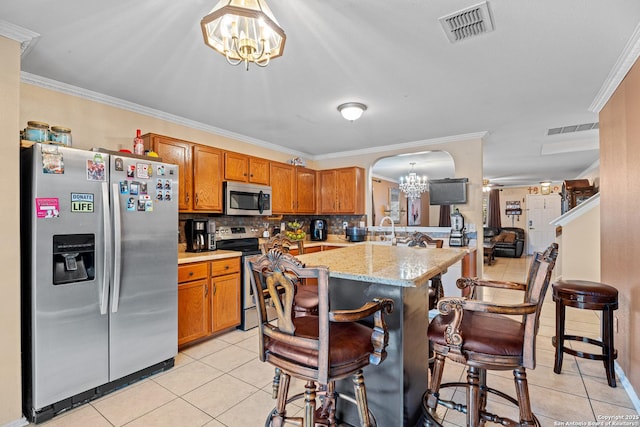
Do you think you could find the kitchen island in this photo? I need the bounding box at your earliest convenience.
[295,243,469,427]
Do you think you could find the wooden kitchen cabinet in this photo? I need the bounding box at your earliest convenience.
[270,161,295,213]
[143,133,192,211]
[177,262,210,347]
[318,167,365,214]
[178,256,241,347]
[193,145,223,212]
[210,257,241,333]
[143,133,223,213]
[270,161,316,214]
[295,167,316,213]
[224,151,270,185]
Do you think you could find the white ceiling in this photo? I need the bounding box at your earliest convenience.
[3,1,640,186]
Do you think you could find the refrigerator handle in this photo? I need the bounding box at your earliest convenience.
[111,183,123,313]
[100,182,111,315]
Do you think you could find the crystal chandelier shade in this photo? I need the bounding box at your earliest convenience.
[201,0,286,71]
[399,163,428,200]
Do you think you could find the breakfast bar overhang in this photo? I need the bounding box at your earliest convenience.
[296,243,469,427]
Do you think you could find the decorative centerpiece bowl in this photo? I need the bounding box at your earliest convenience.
[285,221,306,240]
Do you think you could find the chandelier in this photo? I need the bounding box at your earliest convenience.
[399,163,428,200]
[200,0,286,71]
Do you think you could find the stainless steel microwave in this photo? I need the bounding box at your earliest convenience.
[224,182,272,216]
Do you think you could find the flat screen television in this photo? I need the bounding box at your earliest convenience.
[429,178,468,205]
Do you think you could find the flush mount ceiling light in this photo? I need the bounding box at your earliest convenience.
[337,102,367,121]
[399,162,428,200]
[200,0,286,71]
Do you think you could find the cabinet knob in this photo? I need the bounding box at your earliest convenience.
[188,271,194,276]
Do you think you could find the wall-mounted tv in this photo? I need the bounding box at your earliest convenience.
[429,178,469,205]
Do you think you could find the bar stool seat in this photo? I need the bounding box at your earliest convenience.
[552,280,618,387]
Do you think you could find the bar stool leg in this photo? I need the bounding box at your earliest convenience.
[553,299,566,374]
[602,305,617,387]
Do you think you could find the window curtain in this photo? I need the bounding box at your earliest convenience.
[438,205,451,227]
[488,189,502,228]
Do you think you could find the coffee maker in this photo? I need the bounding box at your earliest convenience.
[310,218,328,241]
[448,208,469,247]
[185,218,208,252]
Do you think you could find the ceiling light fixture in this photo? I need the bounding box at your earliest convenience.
[399,162,428,200]
[337,102,367,121]
[200,0,286,71]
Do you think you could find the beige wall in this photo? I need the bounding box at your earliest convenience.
[600,58,640,392]
[19,84,304,168]
[559,204,601,281]
[0,36,24,425]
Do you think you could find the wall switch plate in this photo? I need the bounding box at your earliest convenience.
[343,221,348,229]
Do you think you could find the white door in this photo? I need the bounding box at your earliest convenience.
[526,194,561,254]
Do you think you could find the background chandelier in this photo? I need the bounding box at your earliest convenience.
[200,0,286,71]
[337,102,367,121]
[399,162,428,199]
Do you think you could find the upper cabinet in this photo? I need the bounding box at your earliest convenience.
[270,161,295,214]
[224,151,270,185]
[193,145,223,212]
[270,162,317,214]
[295,167,317,214]
[143,133,223,213]
[319,167,365,214]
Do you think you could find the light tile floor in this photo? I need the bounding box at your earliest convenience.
[32,256,639,427]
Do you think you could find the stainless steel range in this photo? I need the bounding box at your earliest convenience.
[215,226,276,330]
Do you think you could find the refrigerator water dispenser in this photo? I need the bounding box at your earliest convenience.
[53,234,95,285]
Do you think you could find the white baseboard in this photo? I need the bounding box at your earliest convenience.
[1,416,28,427]
[615,362,640,414]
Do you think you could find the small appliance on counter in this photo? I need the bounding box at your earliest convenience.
[310,218,328,241]
[207,219,216,250]
[185,218,209,252]
[449,208,469,247]
[345,226,367,242]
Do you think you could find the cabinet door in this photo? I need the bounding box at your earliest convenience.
[224,151,248,182]
[211,273,241,333]
[146,134,192,211]
[193,145,223,212]
[336,167,365,214]
[248,157,270,185]
[318,170,337,213]
[270,162,295,213]
[178,279,210,346]
[336,168,356,213]
[295,167,316,213]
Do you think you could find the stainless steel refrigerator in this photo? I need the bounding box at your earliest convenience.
[21,143,178,423]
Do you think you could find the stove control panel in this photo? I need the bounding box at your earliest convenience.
[216,226,260,240]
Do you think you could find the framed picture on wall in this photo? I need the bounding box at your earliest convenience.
[389,188,400,223]
[408,198,421,226]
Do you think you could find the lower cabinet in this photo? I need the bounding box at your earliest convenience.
[178,257,241,347]
[211,258,241,333]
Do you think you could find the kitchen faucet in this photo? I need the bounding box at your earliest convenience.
[379,216,397,246]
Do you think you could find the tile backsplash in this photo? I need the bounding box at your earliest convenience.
[178,213,366,243]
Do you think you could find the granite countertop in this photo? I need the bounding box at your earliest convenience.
[295,243,469,288]
[178,248,242,264]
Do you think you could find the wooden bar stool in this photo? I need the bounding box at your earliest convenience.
[552,280,618,387]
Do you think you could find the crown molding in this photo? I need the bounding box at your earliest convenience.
[0,20,40,57]
[20,72,309,159]
[590,22,640,113]
[314,131,488,161]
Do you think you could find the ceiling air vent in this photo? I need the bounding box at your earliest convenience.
[439,1,495,43]
[547,122,599,136]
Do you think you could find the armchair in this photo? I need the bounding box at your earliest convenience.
[423,243,558,426]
